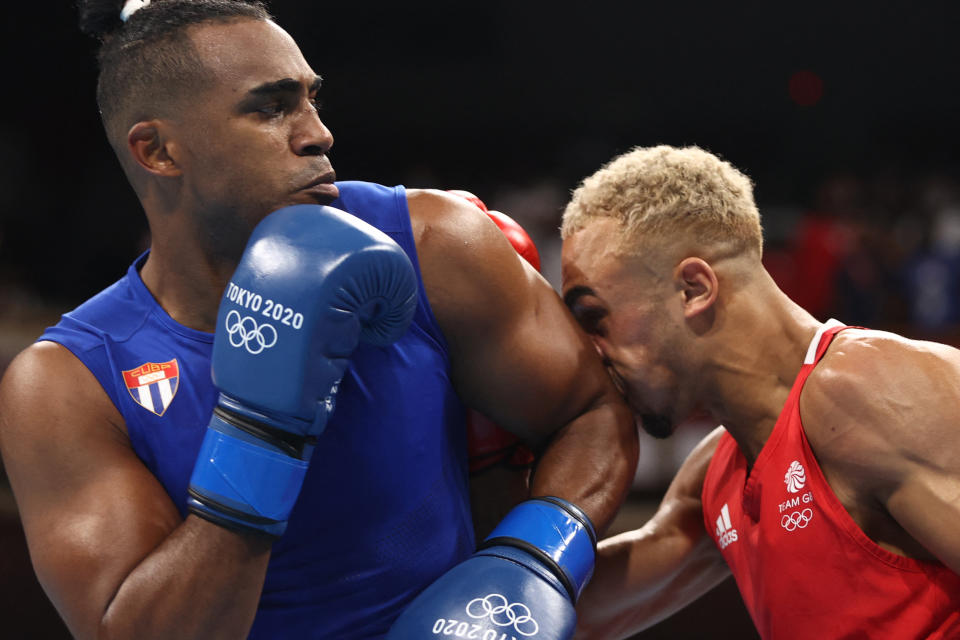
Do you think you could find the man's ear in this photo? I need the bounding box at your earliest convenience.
[127,120,182,177]
[676,257,718,319]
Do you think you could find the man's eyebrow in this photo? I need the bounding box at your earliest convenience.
[563,285,596,309]
[247,75,323,96]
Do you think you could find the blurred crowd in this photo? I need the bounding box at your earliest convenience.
[763,170,960,338]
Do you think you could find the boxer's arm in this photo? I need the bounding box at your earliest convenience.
[448,192,537,540]
[409,189,638,532]
[575,428,729,639]
[803,332,960,575]
[0,342,271,640]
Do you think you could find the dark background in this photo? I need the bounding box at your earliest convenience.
[1,1,959,637]
[3,1,960,306]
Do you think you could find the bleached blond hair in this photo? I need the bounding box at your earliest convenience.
[561,145,763,258]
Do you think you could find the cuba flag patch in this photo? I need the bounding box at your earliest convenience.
[122,359,180,416]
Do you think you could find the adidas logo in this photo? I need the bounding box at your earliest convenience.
[715,503,739,549]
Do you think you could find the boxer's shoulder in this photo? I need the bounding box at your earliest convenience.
[801,329,959,492]
[806,329,960,421]
[405,188,502,252]
[0,340,126,445]
[404,188,536,329]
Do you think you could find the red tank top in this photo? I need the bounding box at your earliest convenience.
[701,322,960,639]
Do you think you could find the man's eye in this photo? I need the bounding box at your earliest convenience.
[309,97,323,113]
[575,307,608,337]
[257,103,285,117]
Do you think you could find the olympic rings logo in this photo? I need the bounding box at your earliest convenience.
[224,310,278,355]
[466,594,539,637]
[781,508,813,532]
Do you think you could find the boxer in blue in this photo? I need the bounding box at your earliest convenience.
[0,1,638,638]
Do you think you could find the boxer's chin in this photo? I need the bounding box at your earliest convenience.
[639,413,674,440]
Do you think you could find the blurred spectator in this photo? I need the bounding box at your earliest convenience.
[771,174,861,319]
[901,177,960,331]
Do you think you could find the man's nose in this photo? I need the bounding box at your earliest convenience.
[292,105,334,156]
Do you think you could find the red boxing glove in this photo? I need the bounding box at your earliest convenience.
[485,210,541,272]
[465,411,536,473]
[448,189,539,473]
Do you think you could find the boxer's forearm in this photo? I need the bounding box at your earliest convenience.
[98,517,270,640]
[530,398,637,534]
[575,527,730,639]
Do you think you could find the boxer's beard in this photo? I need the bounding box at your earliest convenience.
[639,413,674,439]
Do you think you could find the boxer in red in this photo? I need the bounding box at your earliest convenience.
[560,145,960,639]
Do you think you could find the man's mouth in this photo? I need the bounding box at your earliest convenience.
[299,170,339,202]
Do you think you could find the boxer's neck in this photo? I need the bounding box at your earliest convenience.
[139,235,237,334]
[697,271,821,466]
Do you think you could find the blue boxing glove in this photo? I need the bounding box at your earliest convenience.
[187,204,418,537]
[387,497,595,640]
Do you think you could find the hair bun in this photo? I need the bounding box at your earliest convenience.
[77,0,126,40]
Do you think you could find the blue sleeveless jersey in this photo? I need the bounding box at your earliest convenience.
[39,182,474,638]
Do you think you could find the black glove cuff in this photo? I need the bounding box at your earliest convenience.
[214,405,317,459]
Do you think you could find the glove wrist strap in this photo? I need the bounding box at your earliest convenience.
[479,496,596,602]
[213,404,317,459]
[187,410,311,537]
